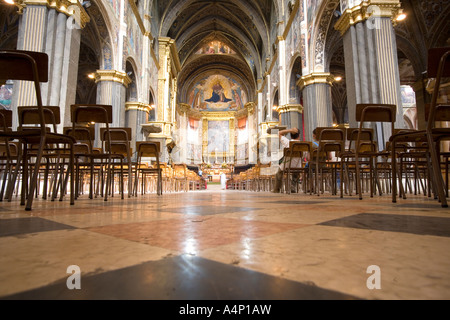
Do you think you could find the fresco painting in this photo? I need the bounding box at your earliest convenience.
[188,75,247,111]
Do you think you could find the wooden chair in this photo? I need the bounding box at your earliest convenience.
[314,127,346,196]
[354,104,396,200]
[0,109,20,201]
[70,104,114,201]
[100,127,133,199]
[284,141,313,194]
[18,106,73,202]
[389,47,450,207]
[0,50,75,210]
[340,128,374,197]
[134,141,162,195]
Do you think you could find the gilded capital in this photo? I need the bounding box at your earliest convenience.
[276,104,303,114]
[17,0,90,27]
[297,72,334,90]
[125,102,153,113]
[334,0,402,36]
[95,70,132,87]
[245,102,256,115]
[177,103,191,115]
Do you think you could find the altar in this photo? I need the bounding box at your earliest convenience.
[201,163,234,182]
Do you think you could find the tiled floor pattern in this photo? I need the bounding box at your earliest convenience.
[1,187,450,300]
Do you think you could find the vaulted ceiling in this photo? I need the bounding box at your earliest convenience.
[156,0,277,102]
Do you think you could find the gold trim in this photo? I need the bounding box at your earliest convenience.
[245,102,256,115]
[200,111,236,119]
[334,0,402,36]
[276,104,303,114]
[125,102,153,113]
[17,0,90,27]
[95,70,132,87]
[297,72,334,90]
[177,103,191,115]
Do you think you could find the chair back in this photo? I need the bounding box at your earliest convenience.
[0,109,12,131]
[100,127,132,142]
[136,141,160,157]
[0,50,48,130]
[356,104,396,123]
[315,127,346,153]
[18,106,60,133]
[71,104,113,124]
[64,126,95,152]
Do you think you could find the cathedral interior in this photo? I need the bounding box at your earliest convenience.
[0,0,450,303]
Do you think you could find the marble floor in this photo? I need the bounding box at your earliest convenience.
[1,183,450,302]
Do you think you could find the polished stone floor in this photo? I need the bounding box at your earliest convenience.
[1,184,450,301]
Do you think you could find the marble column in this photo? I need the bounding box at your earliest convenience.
[125,102,152,157]
[176,103,191,164]
[335,0,404,147]
[12,1,88,131]
[94,70,131,127]
[94,70,131,147]
[277,104,304,138]
[245,102,257,164]
[297,73,334,141]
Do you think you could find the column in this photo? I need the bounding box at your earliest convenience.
[176,103,191,164]
[277,104,304,138]
[246,102,257,164]
[297,73,334,141]
[125,102,152,155]
[95,70,131,128]
[335,0,404,146]
[12,0,88,131]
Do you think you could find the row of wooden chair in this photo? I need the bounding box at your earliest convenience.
[0,49,205,211]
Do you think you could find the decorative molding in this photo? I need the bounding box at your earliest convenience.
[245,102,256,115]
[334,0,402,36]
[177,103,191,115]
[95,70,132,87]
[200,111,236,119]
[17,0,90,27]
[276,104,303,114]
[125,102,153,113]
[297,72,334,90]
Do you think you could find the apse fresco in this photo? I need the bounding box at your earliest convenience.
[188,75,247,111]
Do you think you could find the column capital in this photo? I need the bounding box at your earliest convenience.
[297,72,334,90]
[17,0,90,28]
[245,102,256,115]
[177,103,191,115]
[334,0,402,36]
[276,104,303,114]
[125,102,153,113]
[95,70,132,87]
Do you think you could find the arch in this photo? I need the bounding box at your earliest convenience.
[288,54,303,104]
[125,58,139,102]
[311,0,341,72]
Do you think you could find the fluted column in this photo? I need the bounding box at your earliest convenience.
[297,73,334,141]
[94,70,131,127]
[335,0,404,146]
[11,0,88,130]
[125,102,153,155]
[276,104,304,138]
